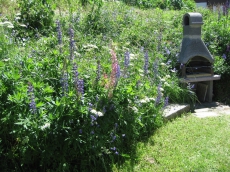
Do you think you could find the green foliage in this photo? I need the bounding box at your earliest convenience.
[84,0,103,34]
[18,0,55,35]
[198,8,230,103]
[121,0,195,10]
[2,1,230,171]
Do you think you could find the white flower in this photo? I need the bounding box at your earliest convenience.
[164,82,170,87]
[82,44,98,49]
[160,78,166,82]
[7,25,14,28]
[41,123,50,130]
[165,75,170,78]
[1,21,14,28]
[148,97,155,101]
[90,109,104,117]
[138,69,144,73]
[97,111,103,117]
[139,97,150,103]
[131,106,138,113]
[129,53,136,60]
[19,24,27,27]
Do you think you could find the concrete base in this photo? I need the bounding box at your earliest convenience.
[163,102,230,120]
[193,102,230,118]
[163,104,191,120]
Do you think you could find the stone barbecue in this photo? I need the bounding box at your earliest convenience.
[178,12,221,102]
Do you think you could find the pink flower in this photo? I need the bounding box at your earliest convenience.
[110,49,119,88]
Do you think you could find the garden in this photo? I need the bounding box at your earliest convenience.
[0,0,229,171]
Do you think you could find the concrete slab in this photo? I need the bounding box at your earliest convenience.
[193,112,219,118]
[193,102,230,118]
[163,104,190,120]
[194,108,211,112]
[163,102,230,120]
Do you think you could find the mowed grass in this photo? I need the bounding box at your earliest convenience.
[113,114,230,171]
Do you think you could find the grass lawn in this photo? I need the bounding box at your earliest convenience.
[113,114,230,171]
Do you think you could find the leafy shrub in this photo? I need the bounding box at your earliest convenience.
[18,0,55,35]
[198,8,230,103]
[121,0,195,10]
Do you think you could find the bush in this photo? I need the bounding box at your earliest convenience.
[18,0,55,36]
[199,8,230,103]
[121,0,195,10]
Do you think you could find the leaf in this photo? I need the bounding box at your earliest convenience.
[44,86,54,93]
[12,71,20,80]
[15,122,23,125]
[55,100,61,107]
[36,102,44,107]
[44,96,52,102]
[121,154,130,158]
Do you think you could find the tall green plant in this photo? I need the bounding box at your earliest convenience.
[18,0,55,35]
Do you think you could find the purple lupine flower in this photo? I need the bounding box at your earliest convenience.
[222,54,227,60]
[69,27,75,61]
[112,135,116,141]
[102,106,106,114]
[115,151,119,155]
[60,72,68,96]
[96,60,101,82]
[72,62,78,87]
[155,84,162,105]
[223,5,228,16]
[90,115,97,121]
[116,64,121,79]
[88,102,93,111]
[96,94,99,102]
[166,60,172,65]
[223,0,229,16]
[110,147,116,151]
[164,96,169,108]
[140,46,144,52]
[110,104,115,110]
[77,79,84,96]
[56,20,62,46]
[28,83,36,114]
[165,47,170,55]
[144,50,149,75]
[226,45,230,52]
[187,83,195,90]
[91,130,94,135]
[79,129,82,134]
[124,51,130,68]
[153,60,158,71]
[122,134,126,137]
[157,32,162,51]
[171,68,177,73]
[153,60,158,80]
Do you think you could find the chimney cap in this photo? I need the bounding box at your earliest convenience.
[183,13,203,26]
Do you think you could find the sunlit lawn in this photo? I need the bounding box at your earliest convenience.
[113,114,230,171]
